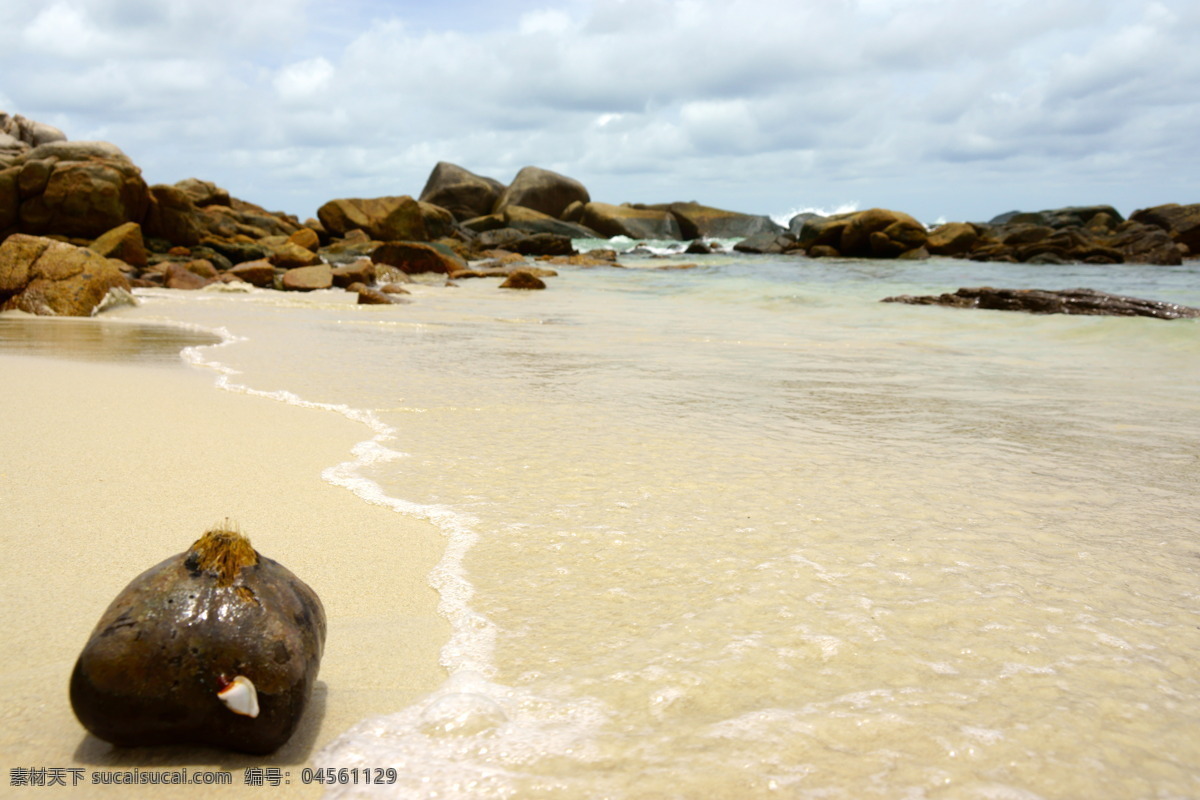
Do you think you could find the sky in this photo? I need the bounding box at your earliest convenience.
[2,0,1198,225]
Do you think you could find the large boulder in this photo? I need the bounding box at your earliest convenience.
[317,195,428,242]
[0,234,131,316]
[1130,203,1200,255]
[643,202,783,240]
[174,178,232,208]
[493,166,590,219]
[143,184,205,246]
[371,241,467,275]
[0,112,67,151]
[467,205,598,238]
[580,202,682,240]
[13,141,151,240]
[839,208,928,258]
[418,162,505,222]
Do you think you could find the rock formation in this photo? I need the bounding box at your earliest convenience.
[881,287,1200,319]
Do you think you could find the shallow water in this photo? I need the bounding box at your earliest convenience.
[59,255,1200,798]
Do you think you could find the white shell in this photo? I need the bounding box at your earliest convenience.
[217,675,260,718]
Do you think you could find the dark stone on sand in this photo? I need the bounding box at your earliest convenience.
[372,241,467,275]
[881,287,1200,319]
[69,525,325,755]
[281,264,333,291]
[499,269,547,290]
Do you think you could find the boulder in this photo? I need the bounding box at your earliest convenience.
[499,269,547,290]
[795,213,854,252]
[14,143,151,240]
[1,166,18,232]
[1130,203,1200,254]
[163,262,213,290]
[268,240,321,270]
[925,222,979,256]
[419,201,458,240]
[1,113,67,149]
[69,525,325,754]
[144,184,205,246]
[287,227,321,252]
[227,259,277,287]
[881,287,1200,319]
[281,264,333,291]
[418,162,505,222]
[840,208,927,258]
[0,234,131,315]
[201,238,272,265]
[580,202,682,240]
[174,178,232,208]
[317,195,427,242]
[349,283,404,305]
[732,232,797,254]
[331,259,375,288]
[89,222,148,269]
[493,166,590,220]
[496,205,598,238]
[371,241,466,275]
[645,202,783,240]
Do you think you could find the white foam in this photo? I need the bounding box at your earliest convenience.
[315,672,609,799]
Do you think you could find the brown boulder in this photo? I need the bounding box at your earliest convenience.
[580,202,682,240]
[499,269,547,290]
[144,184,205,246]
[331,259,375,288]
[163,262,213,290]
[371,241,467,275]
[840,208,927,258]
[493,166,590,219]
[269,240,322,269]
[15,142,151,239]
[926,222,979,255]
[418,161,505,221]
[287,227,321,251]
[0,234,130,315]
[281,264,333,291]
[228,259,277,287]
[499,205,597,238]
[89,221,148,269]
[1130,203,1200,254]
[1,165,19,232]
[316,196,427,242]
[174,178,232,208]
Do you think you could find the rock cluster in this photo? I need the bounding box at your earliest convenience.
[1,110,1197,316]
[752,204,1197,265]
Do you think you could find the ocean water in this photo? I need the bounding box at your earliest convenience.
[43,250,1200,797]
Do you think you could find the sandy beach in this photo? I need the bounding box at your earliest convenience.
[0,334,449,797]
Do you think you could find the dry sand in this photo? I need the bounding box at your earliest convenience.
[0,344,449,797]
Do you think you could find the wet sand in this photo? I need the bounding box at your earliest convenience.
[0,346,449,797]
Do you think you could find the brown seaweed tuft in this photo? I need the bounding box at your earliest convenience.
[188,520,258,585]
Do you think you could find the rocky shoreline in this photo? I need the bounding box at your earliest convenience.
[2,111,1198,317]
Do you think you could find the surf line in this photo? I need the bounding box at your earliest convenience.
[179,325,497,678]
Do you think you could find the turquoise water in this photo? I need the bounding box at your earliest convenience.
[47,252,1200,798]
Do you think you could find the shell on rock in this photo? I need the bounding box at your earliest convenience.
[69,523,325,755]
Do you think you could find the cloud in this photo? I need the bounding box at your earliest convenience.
[1,0,1198,221]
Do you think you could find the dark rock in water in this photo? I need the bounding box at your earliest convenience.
[733,231,797,254]
[1130,203,1200,255]
[579,202,682,240]
[881,287,1200,319]
[640,201,782,240]
[70,524,325,755]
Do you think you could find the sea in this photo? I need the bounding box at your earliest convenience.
[10,242,1200,798]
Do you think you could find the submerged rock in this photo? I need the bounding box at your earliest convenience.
[70,524,326,754]
[881,287,1200,319]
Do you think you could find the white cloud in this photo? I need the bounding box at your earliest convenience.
[2,0,1198,221]
[274,57,336,104]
